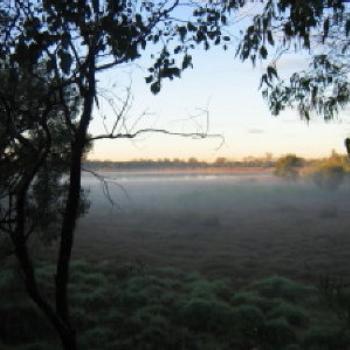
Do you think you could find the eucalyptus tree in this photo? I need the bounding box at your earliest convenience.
[0,1,245,348]
[236,0,350,122]
[0,60,91,347]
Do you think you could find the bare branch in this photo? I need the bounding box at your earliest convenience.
[89,127,224,149]
[81,167,131,209]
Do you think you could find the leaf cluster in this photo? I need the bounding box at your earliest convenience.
[237,0,350,120]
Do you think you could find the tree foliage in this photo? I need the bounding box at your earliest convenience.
[237,0,350,121]
[0,1,248,348]
[274,154,304,180]
[310,162,346,190]
[307,152,348,190]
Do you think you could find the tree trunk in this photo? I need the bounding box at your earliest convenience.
[55,141,84,322]
[14,226,76,350]
[59,328,77,350]
[9,146,79,349]
[55,53,96,342]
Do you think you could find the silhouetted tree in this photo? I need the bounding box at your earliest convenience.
[0,1,246,348]
[0,60,94,346]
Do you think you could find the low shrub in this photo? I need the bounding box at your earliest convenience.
[274,154,304,180]
[303,326,350,350]
[252,276,315,302]
[231,304,265,338]
[261,318,296,349]
[178,298,233,332]
[308,163,346,190]
[267,302,308,326]
[1,261,349,349]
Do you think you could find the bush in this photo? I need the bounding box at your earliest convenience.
[274,154,304,180]
[303,326,350,350]
[0,301,53,345]
[231,304,265,338]
[185,278,230,300]
[261,318,296,348]
[80,327,115,349]
[231,291,279,312]
[178,298,233,332]
[1,261,350,350]
[309,163,345,190]
[267,302,308,326]
[252,276,315,302]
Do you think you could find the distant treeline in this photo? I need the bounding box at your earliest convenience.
[84,157,277,170]
[85,151,349,171]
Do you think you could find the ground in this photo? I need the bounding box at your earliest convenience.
[2,171,350,349]
[74,170,350,286]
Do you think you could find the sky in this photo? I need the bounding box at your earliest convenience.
[87,5,350,162]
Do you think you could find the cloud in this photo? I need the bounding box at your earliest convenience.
[247,128,265,134]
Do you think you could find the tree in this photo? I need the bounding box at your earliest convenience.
[215,157,227,166]
[0,1,247,349]
[274,154,304,180]
[310,162,346,190]
[307,152,348,190]
[0,60,94,346]
[236,0,350,122]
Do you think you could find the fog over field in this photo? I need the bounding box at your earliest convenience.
[76,172,350,285]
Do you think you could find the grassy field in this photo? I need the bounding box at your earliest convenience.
[75,171,350,286]
[2,171,350,349]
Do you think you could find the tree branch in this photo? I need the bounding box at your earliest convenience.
[89,127,225,151]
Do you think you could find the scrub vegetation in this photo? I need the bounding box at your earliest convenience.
[275,152,350,191]
[1,259,350,350]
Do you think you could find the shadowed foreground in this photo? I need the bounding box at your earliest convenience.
[2,260,350,349]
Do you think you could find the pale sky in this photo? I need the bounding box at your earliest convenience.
[87,10,350,162]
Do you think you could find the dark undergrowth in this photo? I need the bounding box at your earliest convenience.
[1,259,350,350]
